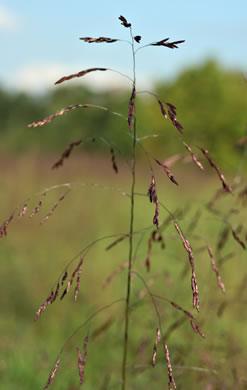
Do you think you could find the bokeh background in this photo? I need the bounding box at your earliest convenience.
[1,1,247,389]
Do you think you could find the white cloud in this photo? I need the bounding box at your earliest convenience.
[14,62,153,94]
[0,6,20,32]
[16,63,67,93]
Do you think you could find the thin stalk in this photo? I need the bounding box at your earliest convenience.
[121,26,137,390]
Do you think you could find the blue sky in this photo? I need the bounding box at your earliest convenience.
[1,1,247,93]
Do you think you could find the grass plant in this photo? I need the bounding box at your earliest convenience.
[1,15,247,390]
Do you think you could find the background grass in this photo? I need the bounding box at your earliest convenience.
[1,151,247,389]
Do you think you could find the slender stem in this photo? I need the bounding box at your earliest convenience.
[121,118,136,389]
[121,26,137,390]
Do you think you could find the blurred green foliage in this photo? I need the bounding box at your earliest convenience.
[1,60,247,171]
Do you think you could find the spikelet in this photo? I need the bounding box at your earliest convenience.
[76,335,88,385]
[18,203,28,217]
[232,229,246,250]
[151,38,185,49]
[40,190,70,225]
[139,271,161,298]
[168,110,183,134]
[128,86,136,131]
[134,35,141,43]
[103,261,129,288]
[183,142,204,171]
[145,237,152,272]
[35,283,60,321]
[55,67,107,85]
[207,246,226,293]
[61,270,68,286]
[80,37,118,44]
[152,328,160,367]
[155,159,178,185]
[74,259,83,301]
[43,359,60,390]
[119,15,131,28]
[105,235,128,251]
[147,176,159,228]
[217,226,230,251]
[110,147,118,173]
[157,99,167,118]
[170,301,195,320]
[28,104,89,127]
[200,147,232,193]
[174,222,199,311]
[52,141,82,169]
[92,318,113,339]
[152,230,165,248]
[0,213,14,238]
[60,258,83,300]
[30,193,47,217]
[77,347,84,385]
[190,320,205,338]
[164,343,176,389]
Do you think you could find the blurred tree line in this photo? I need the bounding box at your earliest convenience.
[1,60,247,171]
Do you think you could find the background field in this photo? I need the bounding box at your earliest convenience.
[1,145,247,389]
